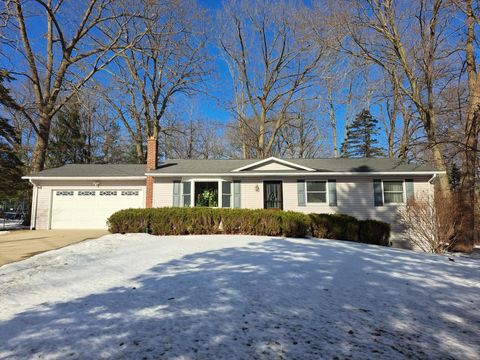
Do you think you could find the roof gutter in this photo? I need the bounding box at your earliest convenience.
[145,171,446,177]
[22,176,147,180]
[22,172,446,180]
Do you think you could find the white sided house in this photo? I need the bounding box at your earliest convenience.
[24,139,443,247]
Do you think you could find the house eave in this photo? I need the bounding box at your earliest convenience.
[145,171,445,177]
[22,176,147,181]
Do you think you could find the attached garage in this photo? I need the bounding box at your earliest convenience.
[23,164,148,230]
[50,189,143,229]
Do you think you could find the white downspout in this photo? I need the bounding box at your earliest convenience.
[29,179,38,230]
[428,173,438,200]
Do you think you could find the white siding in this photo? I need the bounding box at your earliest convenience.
[251,162,298,171]
[153,178,176,207]
[32,180,145,230]
[237,176,434,245]
[239,178,264,209]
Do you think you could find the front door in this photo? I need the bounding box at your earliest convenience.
[263,181,283,210]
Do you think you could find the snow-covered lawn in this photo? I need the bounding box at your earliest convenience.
[0,234,479,359]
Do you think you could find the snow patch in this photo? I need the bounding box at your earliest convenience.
[0,234,479,359]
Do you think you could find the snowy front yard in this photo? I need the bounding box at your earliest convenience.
[0,235,479,359]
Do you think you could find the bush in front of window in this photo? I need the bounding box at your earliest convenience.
[220,209,310,237]
[107,208,390,245]
[309,213,360,242]
[107,207,310,238]
[309,213,390,246]
[358,219,390,247]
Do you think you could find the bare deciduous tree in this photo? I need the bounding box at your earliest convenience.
[99,0,209,163]
[219,0,326,158]
[3,0,140,172]
[333,0,458,191]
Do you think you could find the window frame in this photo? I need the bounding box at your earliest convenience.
[382,180,406,204]
[181,179,232,208]
[305,180,328,204]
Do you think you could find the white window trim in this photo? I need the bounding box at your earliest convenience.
[381,180,406,205]
[305,180,329,204]
[181,178,232,208]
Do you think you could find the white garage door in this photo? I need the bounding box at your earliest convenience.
[51,189,143,229]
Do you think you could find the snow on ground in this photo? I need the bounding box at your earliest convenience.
[0,234,479,360]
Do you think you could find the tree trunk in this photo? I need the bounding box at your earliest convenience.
[327,82,338,158]
[30,112,51,173]
[430,142,450,191]
[455,0,479,250]
[388,77,399,158]
[258,111,266,158]
[135,137,144,164]
[423,108,450,192]
[398,102,411,159]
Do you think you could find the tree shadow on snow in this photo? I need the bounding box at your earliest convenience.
[0,237,479,359]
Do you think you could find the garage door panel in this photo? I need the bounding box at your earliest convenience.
[51,189,143,229]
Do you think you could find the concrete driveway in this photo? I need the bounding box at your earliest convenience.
[0,230,108,267]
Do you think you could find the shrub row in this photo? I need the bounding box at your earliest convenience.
[107,208,390,246]
[107,207,310,238]
[309,213,390,246]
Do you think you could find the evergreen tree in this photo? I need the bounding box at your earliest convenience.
[47,100,90,167]
[447,163,461,191]
[340,109,385,158]
[0,71,25,198]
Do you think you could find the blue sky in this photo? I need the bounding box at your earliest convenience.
[0,0,410,156]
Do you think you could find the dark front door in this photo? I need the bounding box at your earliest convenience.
[264,181,283,210]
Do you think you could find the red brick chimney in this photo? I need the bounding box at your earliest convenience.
[146,137,158,208]
[146,136,158,171]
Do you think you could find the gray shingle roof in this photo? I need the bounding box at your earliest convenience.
[27,164,146,177]
[151,158,438,174]
[26,158,439,178]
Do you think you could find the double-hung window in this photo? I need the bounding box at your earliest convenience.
[383,181,404,204]
[306,181,327,203]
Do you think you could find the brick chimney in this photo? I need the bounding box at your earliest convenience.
[146,137,158,208]
[146,136,158,171]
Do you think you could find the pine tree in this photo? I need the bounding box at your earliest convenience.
[340,109,385,158]
[0,71,25,198]
[47,100,90,167]
[447,163,461,191]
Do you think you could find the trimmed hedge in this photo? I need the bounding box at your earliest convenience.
[107,207,310,238]
[358,219,391,247]
[309,213,390,246]
[107,208,390,246]
[309,213,360,242]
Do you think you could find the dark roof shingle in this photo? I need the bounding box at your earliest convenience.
[27,164,146,177]
[151,158,438,174]
[26,158,439,178]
